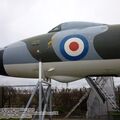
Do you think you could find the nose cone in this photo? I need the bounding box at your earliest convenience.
[0,49,8,76]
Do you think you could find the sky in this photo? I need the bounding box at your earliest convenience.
[0,0,120,88]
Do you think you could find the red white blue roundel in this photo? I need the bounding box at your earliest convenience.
[60,34,89,60]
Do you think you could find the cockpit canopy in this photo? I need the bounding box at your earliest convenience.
[48,22,104,33]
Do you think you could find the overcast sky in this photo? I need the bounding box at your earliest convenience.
[0,0,120,88]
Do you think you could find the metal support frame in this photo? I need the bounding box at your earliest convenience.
[20,62,52,120]
[64,89,90,119]
[86,77,119,111]
[64,76,119,119]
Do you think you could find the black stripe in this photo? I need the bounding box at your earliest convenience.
[0,50,8,76]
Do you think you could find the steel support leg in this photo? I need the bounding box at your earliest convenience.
[20,62,52,120]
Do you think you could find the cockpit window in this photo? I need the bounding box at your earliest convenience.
[48,25,61,33]
[48,22,104,33]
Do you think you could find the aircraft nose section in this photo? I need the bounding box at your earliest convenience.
[0,49,8,76]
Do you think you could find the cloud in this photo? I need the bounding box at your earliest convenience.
[1,0,120,47]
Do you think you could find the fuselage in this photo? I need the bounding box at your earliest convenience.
[0,22,120,82]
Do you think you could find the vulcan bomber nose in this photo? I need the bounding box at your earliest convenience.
[0,49,8,76]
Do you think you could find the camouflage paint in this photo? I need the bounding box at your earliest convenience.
[1,22,120,80]
[3,41,38,64]
[0,50,8,75]
[23,33,61,62]
[94,25,120,59]
[51,25,108,61]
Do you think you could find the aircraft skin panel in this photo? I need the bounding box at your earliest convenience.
[51,25,108,61]
[23,33,61,62]
[22,25,108,62]
[3,41,38,64]
[3,59,120,82]
[0,22,120,81]
[4,63,39,78]
[94,25,120,59]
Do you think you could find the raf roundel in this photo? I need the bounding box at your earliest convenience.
[60,34,89,60]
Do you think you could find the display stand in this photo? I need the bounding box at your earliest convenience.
[20,62,52,120]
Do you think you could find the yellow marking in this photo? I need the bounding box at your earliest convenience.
[48,40,52,47]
